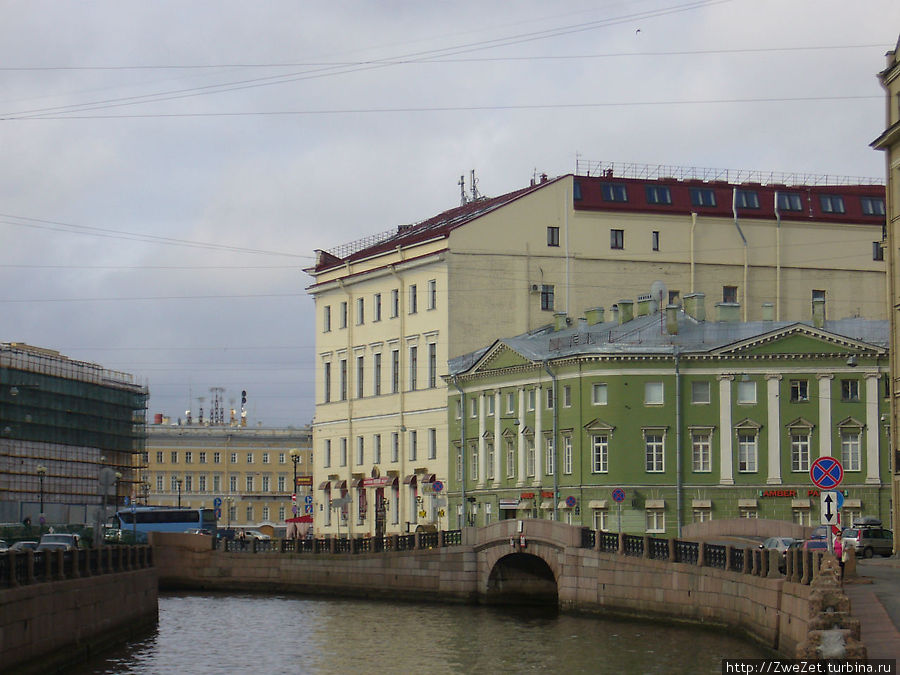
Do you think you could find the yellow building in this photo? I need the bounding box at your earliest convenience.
[872,35,900,550]
[143,424,312,533]
[306,164,886,537]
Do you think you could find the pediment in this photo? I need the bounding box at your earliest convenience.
[710,324,883,358]
[584,417,616,434]
[785,416,815,430]
[467,340,532,374]
[837,416,865,429]
[734,417,762,430]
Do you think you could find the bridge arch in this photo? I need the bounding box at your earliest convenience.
[485,552,557,605]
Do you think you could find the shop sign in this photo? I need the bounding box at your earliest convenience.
[758,489,796,498]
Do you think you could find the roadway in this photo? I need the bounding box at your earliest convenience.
[843,556,900,660]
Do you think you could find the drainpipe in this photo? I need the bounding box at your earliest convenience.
[732,188,749,321]
[675,348,683,537]
[543,360,558,522]
[452,377,467,528]
[774,191,782,321]
[565,183,571,315]
[690,212,697,293]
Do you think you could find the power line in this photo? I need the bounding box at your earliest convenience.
[1,0,735,120]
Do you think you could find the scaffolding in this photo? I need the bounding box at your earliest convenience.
[0,343,148,524]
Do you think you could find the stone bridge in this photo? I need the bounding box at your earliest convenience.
[152,519,850,657]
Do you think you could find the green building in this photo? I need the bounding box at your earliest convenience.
[0,342,148,525]
[446,296,891,537]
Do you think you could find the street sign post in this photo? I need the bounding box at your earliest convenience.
[612,488,625,534]
[820,491,840,526]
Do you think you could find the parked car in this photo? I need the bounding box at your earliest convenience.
[801,539,828,552]
[37,533,80,551]
[760,537,795,572]
[185,528,212,536]
[9,541,38,552]
[842,520,894,558]
[241,529,271,541]
[0,539,8,552]
[36,542,72,552]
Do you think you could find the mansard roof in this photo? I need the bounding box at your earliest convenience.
[448,311,888,377]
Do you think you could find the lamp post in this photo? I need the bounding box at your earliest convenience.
[36,465,46,522]
[226,497,234,530]
[176,478,182,508]
[114,471,122,510]
[289,448,300,517]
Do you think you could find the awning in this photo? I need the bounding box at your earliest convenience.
[588,500,608,510]
[791,499,811,509]
[540,500,554,510]
[738,498,758,508]
[557,500,571,510]
[318,481,331,490]
[419,473,436,483]
[645,499,665,509]
[402,474,417,485]
[332,479,347,490]
[691,499,711,509]
[516,500,533,510]
[350,478,363,488]
[843,499,862,509]
[499,499,519,510]
[285,515,313,523]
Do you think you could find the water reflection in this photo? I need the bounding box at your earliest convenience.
[76,593,769,674]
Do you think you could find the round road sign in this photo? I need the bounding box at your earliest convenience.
[810,457,843,490]
[565,496,577,508]
[432,480,444,493]
[612,488,626,503]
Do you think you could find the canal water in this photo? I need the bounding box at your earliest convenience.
[74,593,770,674]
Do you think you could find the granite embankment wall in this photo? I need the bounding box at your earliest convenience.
[0,547,158,673]
[154,523,814,656]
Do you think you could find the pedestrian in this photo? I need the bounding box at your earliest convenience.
[834,532,844,580]
[238,529,246,550]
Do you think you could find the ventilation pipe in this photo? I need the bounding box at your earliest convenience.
[666,304,679,334]
[732,188,749,321]
[609,304,619,324]
[618,300,634,324]
[554,312,568,331]
[716,302,740,323]
[636,294,651,317]
[683,292,706,322]
[690,212,698,293]
[812,298,826,329]
[585,307,605,325]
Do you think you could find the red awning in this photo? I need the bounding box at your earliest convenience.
[286,515,313,523]
[419,473,436,483]
[402,474,417,485]
[318,481,331,490]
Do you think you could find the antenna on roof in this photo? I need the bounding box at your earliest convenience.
[459,175,468,206]
[470,169,481,201]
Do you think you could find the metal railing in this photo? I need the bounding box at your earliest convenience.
[215,530,464,556]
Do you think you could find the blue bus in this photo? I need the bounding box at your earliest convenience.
[112,506,217,542]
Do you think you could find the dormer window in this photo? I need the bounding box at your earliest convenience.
[601,183,628,202]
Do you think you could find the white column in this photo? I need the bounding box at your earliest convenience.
[766,374,782,484]
[493,392,502,485]
[865,374,880,484]
[478,393,486,487]
[534,386,543,486]
[817,374,833,457]
[517,387,526,486]
[718,375,734,485]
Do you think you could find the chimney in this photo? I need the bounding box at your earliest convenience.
[761,302,774,322]
[577,317,588,332]
[812,298,825,329]
[585,307,605,325]
[554,312,568,331]
[666,304,679,334]
[609,304,619,324]
[716,302,740,323]
[636,294,651,317]
[683,292,706,322]
[618,299,634,324]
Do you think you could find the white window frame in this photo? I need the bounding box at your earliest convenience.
[841,429,862,471]
[592,383,608,405]
[591,434,608,473]
[691,381,710,405]
[790,431,811,472]
[562,435,573,475]
[737,380,757,404]
[646,509,665,533]
[691,431,711,472]
[644,431,665,472]
[644,382,664,405]
[738,431,758,472]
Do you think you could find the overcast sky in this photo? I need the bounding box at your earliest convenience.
[1,0,898,427]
